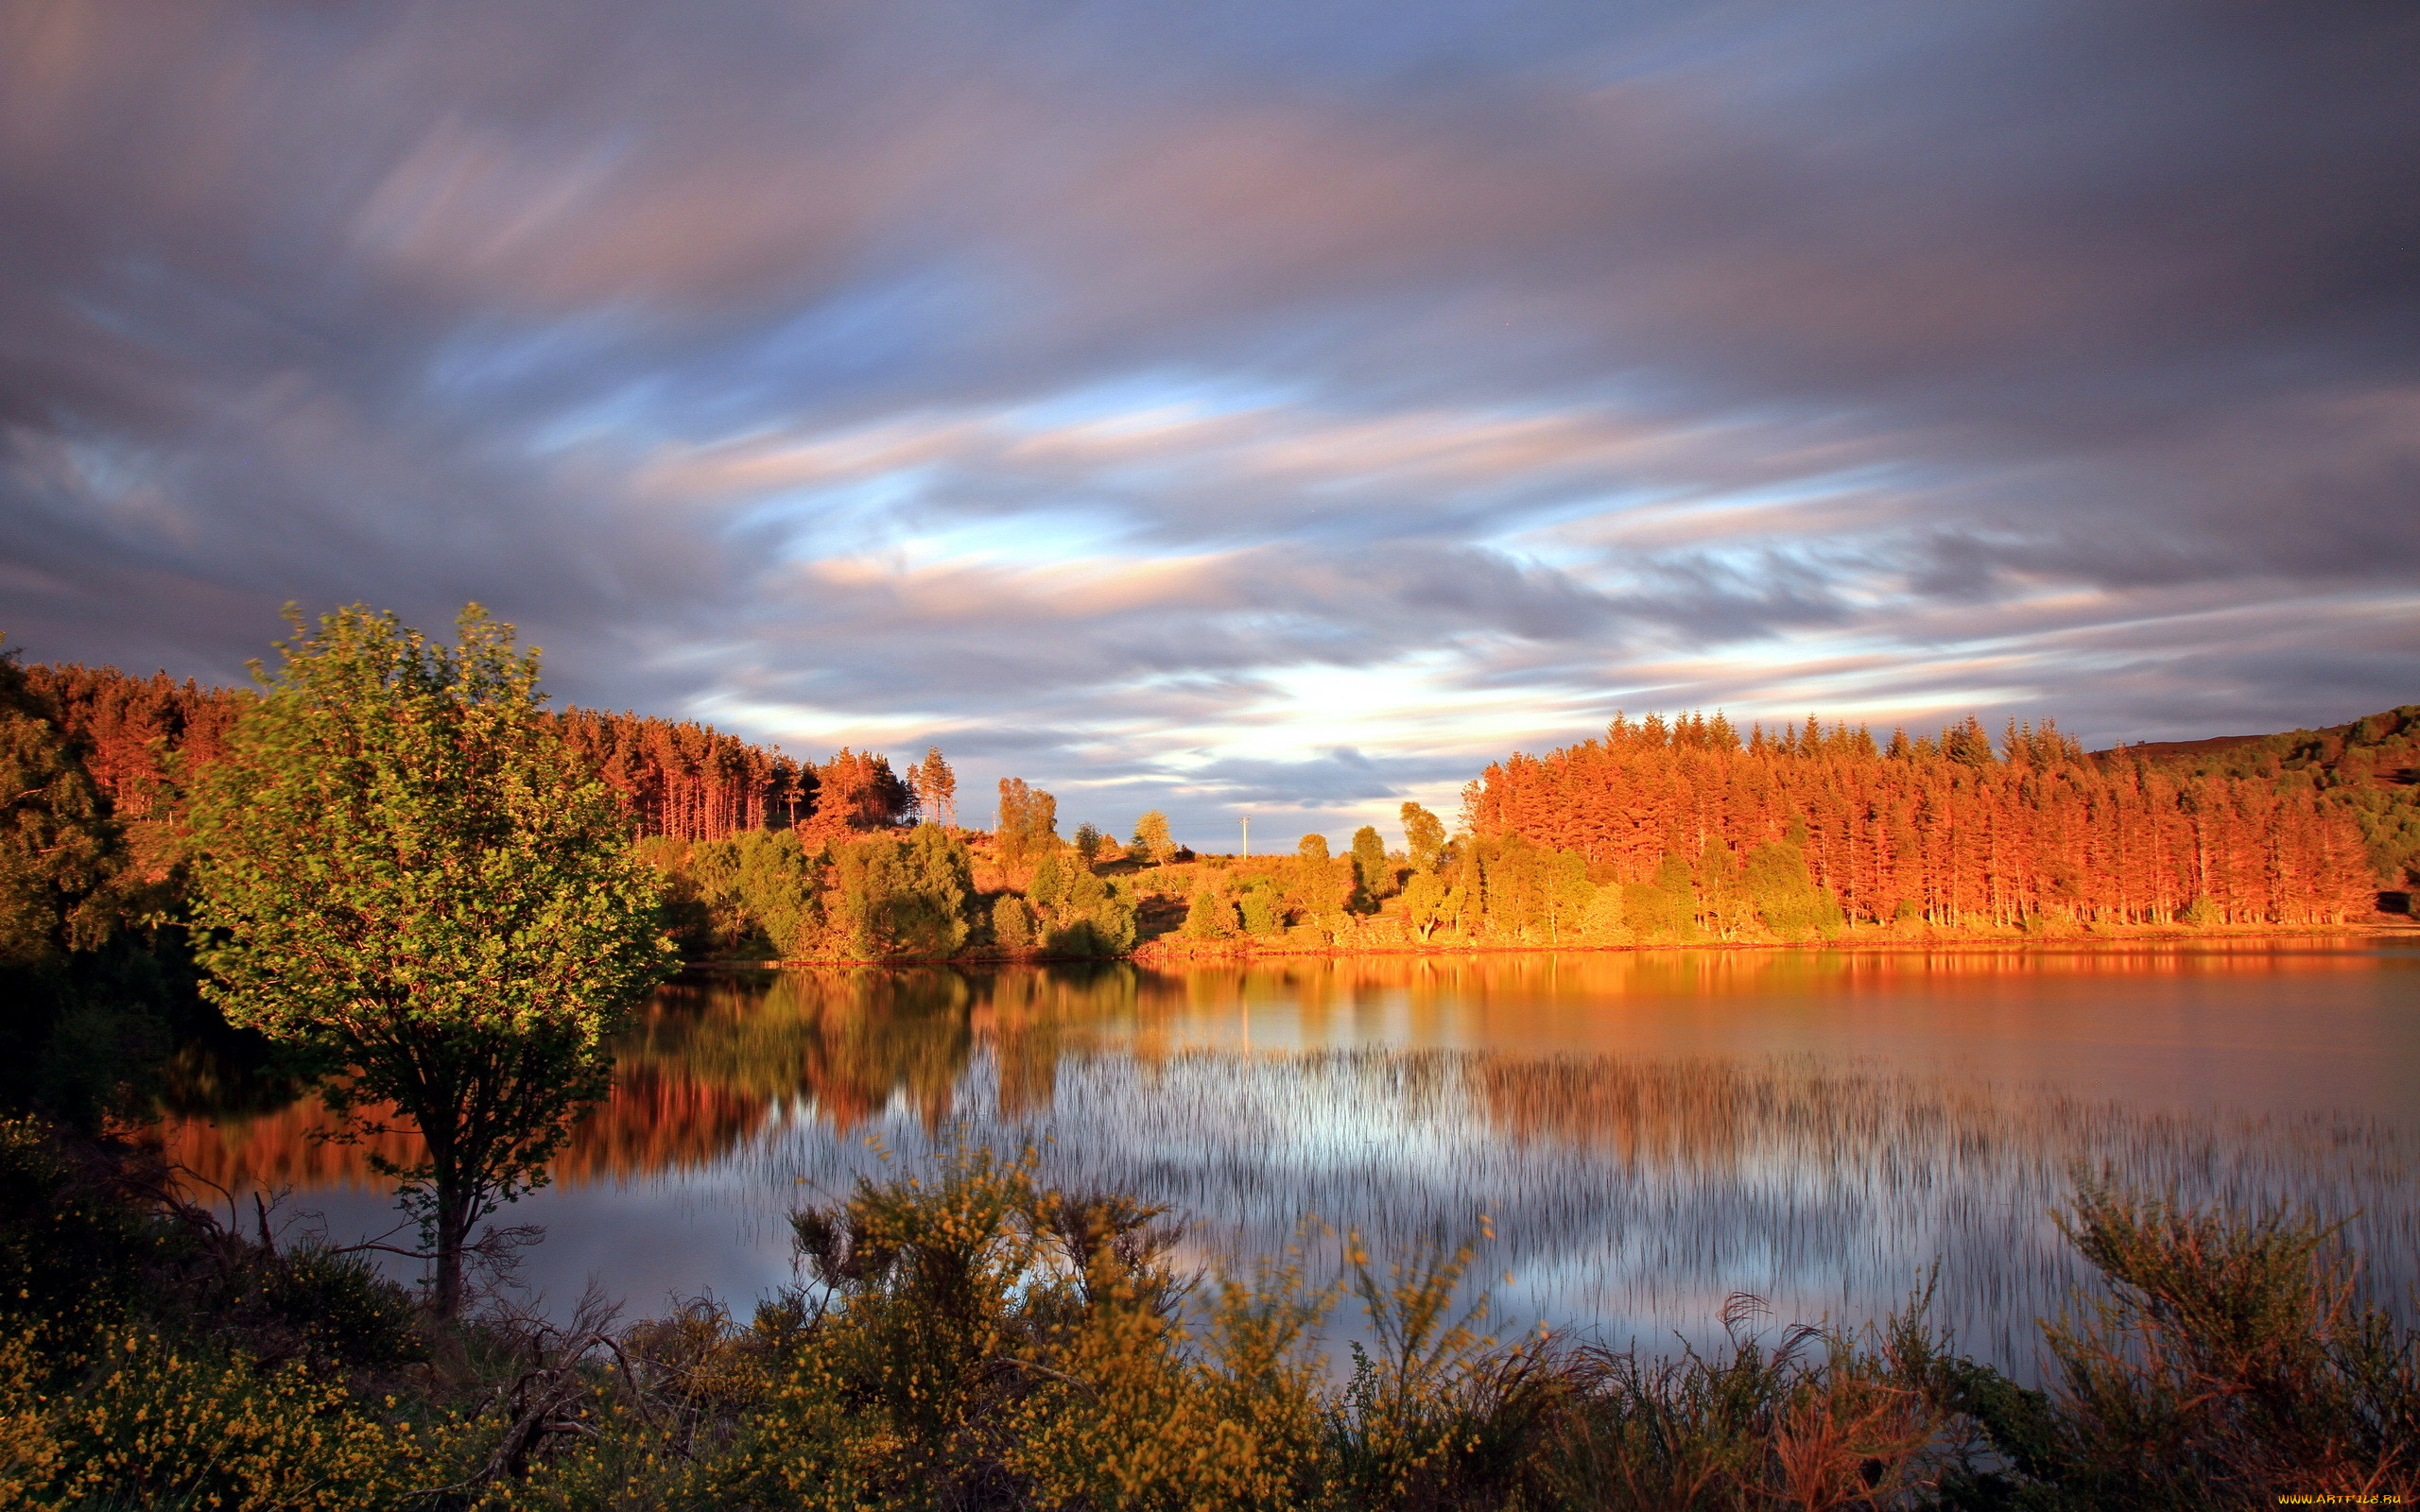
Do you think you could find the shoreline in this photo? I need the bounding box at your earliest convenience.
[692,917,2417,971]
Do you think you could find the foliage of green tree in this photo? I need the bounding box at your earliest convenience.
[995,779,1059,871]
[644,828,824,958]
[1350,826,1391,900]
[1130,810,1175,866]
[1623,854,1699,942]
[1236,880,1286,937]
[0,648,185,1128]
[1072,822,1103,866]
[1035,867,1138,957]
[1181,875,1235,939]
[185,605,677,1316]
[1297,833,1330,862]
[990,893,1034,952]
[1028,850,1070,913]
[831,824,975,959]
[1399,871,1464,942]
[1438,834,1597,944]
[1398,802,1446,873]
[1739,836,1845,940]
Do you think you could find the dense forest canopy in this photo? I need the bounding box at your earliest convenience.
[18,660,944,844]
[6,654,2406,988]
[1465,711,2389,929]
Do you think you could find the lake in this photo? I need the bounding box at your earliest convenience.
[156,937,2420,1379]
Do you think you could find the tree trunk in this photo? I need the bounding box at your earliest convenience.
[433,1177,473,1319]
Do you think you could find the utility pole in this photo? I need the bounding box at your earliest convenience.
[1240,814,1249,857]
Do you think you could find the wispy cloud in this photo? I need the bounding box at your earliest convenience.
[3,0,2414,843]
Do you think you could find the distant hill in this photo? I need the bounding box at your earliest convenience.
[2100,705,2419,893]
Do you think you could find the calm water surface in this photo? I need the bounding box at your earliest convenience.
[161,939,2420,1377]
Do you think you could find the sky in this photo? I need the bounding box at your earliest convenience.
[3,1,2416,847]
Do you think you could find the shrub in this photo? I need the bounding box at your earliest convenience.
[0,1326,433,1511]
[2026,1177,2420,1506]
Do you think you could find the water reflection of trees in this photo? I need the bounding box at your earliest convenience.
[151,942,2400,1195]
[157,963,1157,1190]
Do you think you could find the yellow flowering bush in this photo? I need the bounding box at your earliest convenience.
[0,1325,438,1510]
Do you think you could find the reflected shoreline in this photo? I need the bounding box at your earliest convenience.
[152,936,2418,1194]
[140,940,2420,1378]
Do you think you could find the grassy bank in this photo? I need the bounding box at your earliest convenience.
[4,1118,2415,1510]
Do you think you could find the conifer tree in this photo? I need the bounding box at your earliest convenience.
[912,747,959,827]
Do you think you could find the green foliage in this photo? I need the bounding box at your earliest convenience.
[1350,826,1392,899]
[990,892,1034,952]
[1299,833,1332,862]
[1400,802,1448,873]
[1182,876,1236,939]
[1237,879,1287,937]
[0,1324,438,1510]
[1401,871,1465,941]
[1471,836,1595,942]
[2025,1177,2420,1505]
[646,823,982,962]
[1623,853,1700,942]
[185,604,678,1314]
[1739,838,1844,941]
[0,651,125,971]
[831,824,976,960]
[1045,867,1138,956]
[1028,847,1070,911]
[995,778,1059,870]
[686,1147,1300,1509]
[645,827,825,958]
[1129,809,1176,866]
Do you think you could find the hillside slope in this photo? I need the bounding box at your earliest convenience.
[2103,706,2420,891]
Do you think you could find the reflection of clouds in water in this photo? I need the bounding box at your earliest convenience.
[147,951,2420,1354]
[754,1048,2419,1381]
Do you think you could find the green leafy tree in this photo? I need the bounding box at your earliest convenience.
[829,825,976,959]
[1351,826,1392,901]
[1399,803,1446,873]
[1236,881,1285,937]
[1296,833,1330,862]
[643,828,824,959]
[1028,850,1070,913]
[990,893,1033,952]
[1403,871,1469,941]
[1130,810,1175,866]
[186,606,676,1317]
[1623,852,1699,942]
[0,648,123,971]
[995,779,1059,871]
[1694,837,1754,939]
[1072,822,1103,867]
[1739,838,1843,940]
[1045,868,1139,956]
[1181,876,1235,939]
